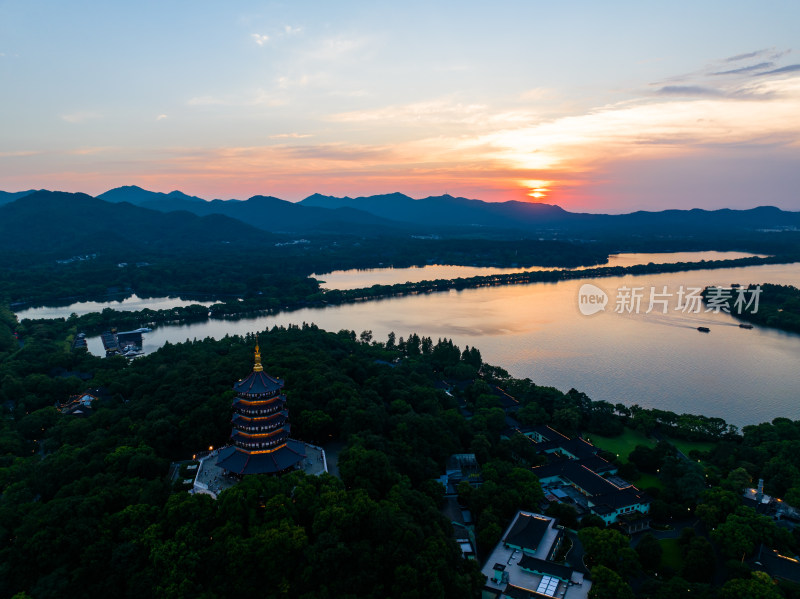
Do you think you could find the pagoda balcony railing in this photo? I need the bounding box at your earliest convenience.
[236,420,287,433]
[234,410,288,423]
[236,434,287,450]
[238,404,286,417]
[237,389,280,400]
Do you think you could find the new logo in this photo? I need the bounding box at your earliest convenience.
[578,283,608,316]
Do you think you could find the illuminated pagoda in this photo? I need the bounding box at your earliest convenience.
[216,342,306,475]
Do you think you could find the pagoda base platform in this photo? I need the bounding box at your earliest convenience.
[191,442,328,499]
[215,438,308,475]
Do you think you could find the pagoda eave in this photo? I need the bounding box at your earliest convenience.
[216,439,306,475]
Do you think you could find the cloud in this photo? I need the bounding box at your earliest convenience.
[329,99,532,128]
[156,114,168,121]
[759,64,800,76]
[520,88,553,101]
[267,145,396,163]
[269,133,313,139]
[39,53,800,210]
[60,111,101,123]
[251,33,269,46]
[69,147,113,156]
[187,96,227,106]
[283,25,302,35]
[724,50,767,62]
[473,74,800,175]
[0,150,39,157]
[277,74,310,89]
[327,89,370,98]
[712,62,773,76]
[656,85,724,97]
[330,100,479,123]
[650,49,796,101]
[308,35,371,60]
[187,89,286,107]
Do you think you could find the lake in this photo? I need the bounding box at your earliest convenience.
[14,294,216,320]
[86,261,800,428]
[311,251,764,290]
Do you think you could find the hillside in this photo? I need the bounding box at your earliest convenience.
[301,192,573,228]
[301,193,800,235]
[94,186,800,239]
[99,186,402,234]
[4,186,800,252]
[97,185,211,206]
[0,189,37,206]
[0,190,272,254]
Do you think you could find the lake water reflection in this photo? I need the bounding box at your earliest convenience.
[86,261,800,427]
[15,294,215,320]
[312,251,764,290]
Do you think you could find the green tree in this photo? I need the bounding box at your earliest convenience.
[653,576,711,599]
[635,533,662,571]
[722,466,753,493]
[553,407,581,434]
[718,572,783,599]
[588,565,634,599]
[695,487,740,528]
[680,536,715,583]
[579,527,640,578]
[546,502,579,530]
[712,506,778,559]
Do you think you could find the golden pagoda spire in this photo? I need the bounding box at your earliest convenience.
[254,337,263,372]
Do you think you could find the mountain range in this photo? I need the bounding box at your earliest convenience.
[0,190,271,254]
[1,186,799,250]
[95,186,800,235]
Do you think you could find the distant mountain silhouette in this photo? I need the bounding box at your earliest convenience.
[99,186,400,234]
[300,193,571,228]
[97,185,211,206]
[574,205,800,236]
[0,190,271,254]
[208,195,398,233]
[300,192,800,234]
[0,189,37,206]
[4,186,799,243]
[301,192,570,227]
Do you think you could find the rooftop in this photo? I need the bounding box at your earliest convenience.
[518,555,574,580]
[193,443,327,498]
[526,425,570,442]
[589,488,649,511]
[216,439,306,475]
[757,545,800,584]
[504,512,553,553]
[535,436,597,460]
[534,460,617,497]
[233,370,284,396]
[481,511,590,599]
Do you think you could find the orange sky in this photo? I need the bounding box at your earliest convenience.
[2,3,799,212]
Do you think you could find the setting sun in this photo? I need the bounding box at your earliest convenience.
[523,180,552,200]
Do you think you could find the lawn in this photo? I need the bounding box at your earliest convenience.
[585,427,656,462]
[634,472,664,491]
[665,437,715,457]
[659,538,684,572]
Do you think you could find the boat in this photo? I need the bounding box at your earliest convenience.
[739,323,754,329]
[121,343,143,357]
[697,327,710,333]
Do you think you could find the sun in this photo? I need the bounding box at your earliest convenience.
[522,179,552,201]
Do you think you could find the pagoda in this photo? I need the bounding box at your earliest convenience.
[216,342,306,475]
